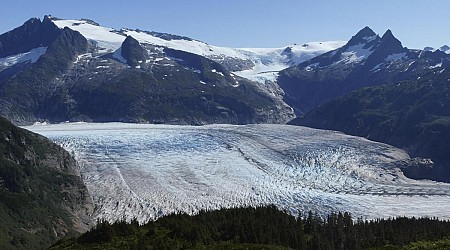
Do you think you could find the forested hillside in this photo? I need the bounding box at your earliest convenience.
[50,206,450,250]
[0,116,93,249]
[291,69,450,182]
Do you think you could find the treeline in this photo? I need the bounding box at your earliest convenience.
[50,205,450,250]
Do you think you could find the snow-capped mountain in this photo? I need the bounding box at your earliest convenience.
[0,16,347,124]
[50,17,344,83]
[2,16,448,126]
[424,45,450,54]
[25,122,450,223]
[3,16,337,124]
[440,45,450,53]
[49,17,346,88]
[277,26,450,114]
[281,27,450,183]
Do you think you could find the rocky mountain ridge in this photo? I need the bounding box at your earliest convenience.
[277,26,450,114]
[1,16,327,124]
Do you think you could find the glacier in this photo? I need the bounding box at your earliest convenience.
[25,123,450,223]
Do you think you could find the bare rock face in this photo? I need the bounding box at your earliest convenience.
[120,36,149,67]
[0,116,93,249]
[0,16,61,58]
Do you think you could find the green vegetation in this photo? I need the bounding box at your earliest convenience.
[370,237,450,250]
[0,116,91,249]
[50,206,450,250]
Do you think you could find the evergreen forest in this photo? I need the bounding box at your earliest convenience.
[50,205,450,250]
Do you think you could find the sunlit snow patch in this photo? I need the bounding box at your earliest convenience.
[0,47,47,67]
[52,19,126,52]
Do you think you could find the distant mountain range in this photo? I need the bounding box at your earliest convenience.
[0,16,346,125]
[278,26,450,114]
[1,16,450,182]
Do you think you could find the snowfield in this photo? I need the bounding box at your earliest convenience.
[50,17,345,83]
[25,123,450,223]
[0,47,47,67]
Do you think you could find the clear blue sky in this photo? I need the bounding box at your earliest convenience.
[1,0,449,49]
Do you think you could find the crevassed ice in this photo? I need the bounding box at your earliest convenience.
[24,123,450,223]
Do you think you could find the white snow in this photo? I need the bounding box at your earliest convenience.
[233,42,345,82]
[371,52,409,71]
[384,52,407,68]
[74,53,92,64]
[123,29,243,58]
[112,48,127,64]
[305,62,320,71]
[430,61,443,69]
[52,19,126,52]
[0,47,47,67]
[51,18,345,83]
[385,52,407,62]
[361,35,378,43]
[233,62,286,83]
[405,61,415,71]
[427,46,450,54]
[340,43,374,64]
[24,123,450,223]
[211,69,224,76]
[121,29,344,83]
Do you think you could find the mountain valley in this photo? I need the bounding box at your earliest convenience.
[0,14,450,249]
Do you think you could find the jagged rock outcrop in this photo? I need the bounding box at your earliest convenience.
[0,16,61,58]
[120,36,148,67]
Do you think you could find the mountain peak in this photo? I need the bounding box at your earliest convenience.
[380,29,402,46]
[439,45,450,53]
[24,17,41,25]
[43,15,52,21]
[358,26,376,37]
[379,29,404,52]
[346,26,377,46]
[0,16,61,58]
[381,29,394,39]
